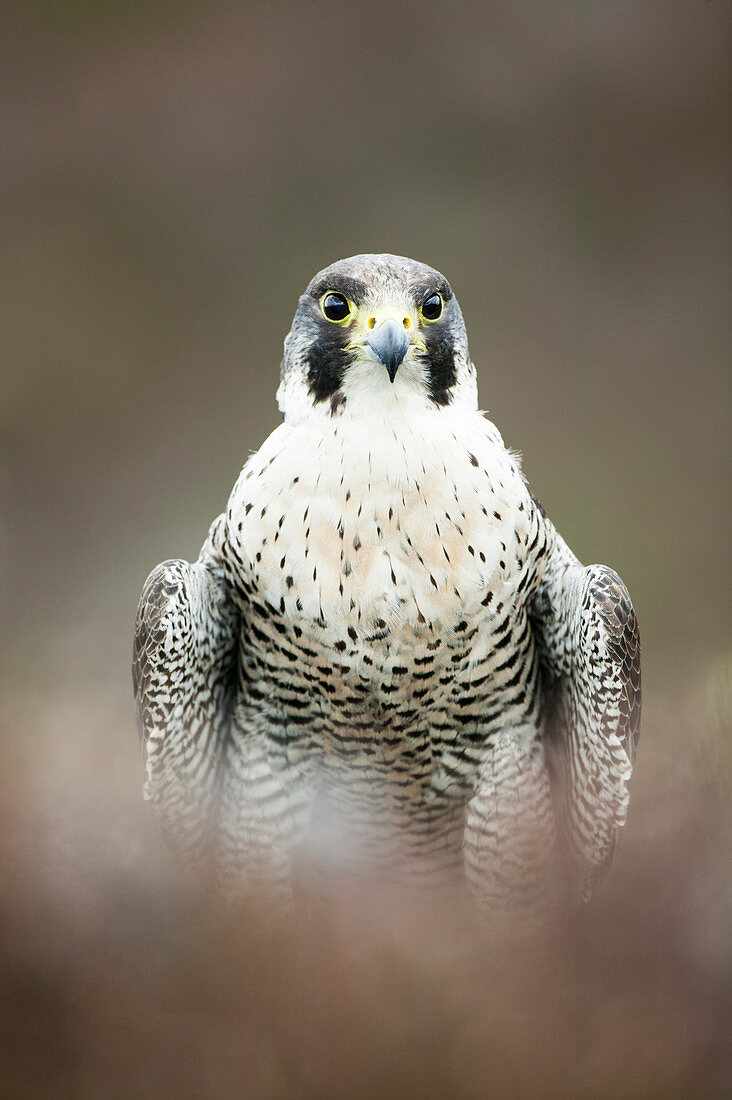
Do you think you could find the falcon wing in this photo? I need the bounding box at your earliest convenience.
[530,509,641,901]
[133,515,240,873]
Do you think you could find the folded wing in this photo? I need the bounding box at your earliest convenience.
[133,516,240,874]
[530,514,641,900]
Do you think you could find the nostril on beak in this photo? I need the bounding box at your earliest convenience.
[366,319,411,383]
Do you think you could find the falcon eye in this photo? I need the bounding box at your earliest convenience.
[420,292,443,322]
[321,292,353,324]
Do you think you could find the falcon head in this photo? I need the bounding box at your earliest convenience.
[277,254,478,421]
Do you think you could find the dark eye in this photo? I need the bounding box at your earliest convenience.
[322,292,352,323]
[420,292,443,322]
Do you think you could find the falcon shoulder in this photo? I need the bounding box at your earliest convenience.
[133,514,241,873]
[529,503,641,900]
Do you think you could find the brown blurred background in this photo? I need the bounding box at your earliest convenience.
[1,2,730,1096]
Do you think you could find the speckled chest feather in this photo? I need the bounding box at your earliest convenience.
[219,404,546,776]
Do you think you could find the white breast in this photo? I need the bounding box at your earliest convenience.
[227,404,528,644]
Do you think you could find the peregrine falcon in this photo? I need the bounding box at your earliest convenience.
[133,254,640,912]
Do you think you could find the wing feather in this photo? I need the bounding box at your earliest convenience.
[133,516,240,872]
[530,521,641,900]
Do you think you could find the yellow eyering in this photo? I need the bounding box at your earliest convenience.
[320,292,355,326]
[418,294,443,325]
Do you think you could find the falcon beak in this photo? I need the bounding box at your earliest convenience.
[366,316,411,383]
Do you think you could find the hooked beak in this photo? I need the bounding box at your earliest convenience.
[366,318,411,383]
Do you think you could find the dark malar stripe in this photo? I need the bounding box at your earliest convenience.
[422,328,458,406]
[306,323,353,404]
